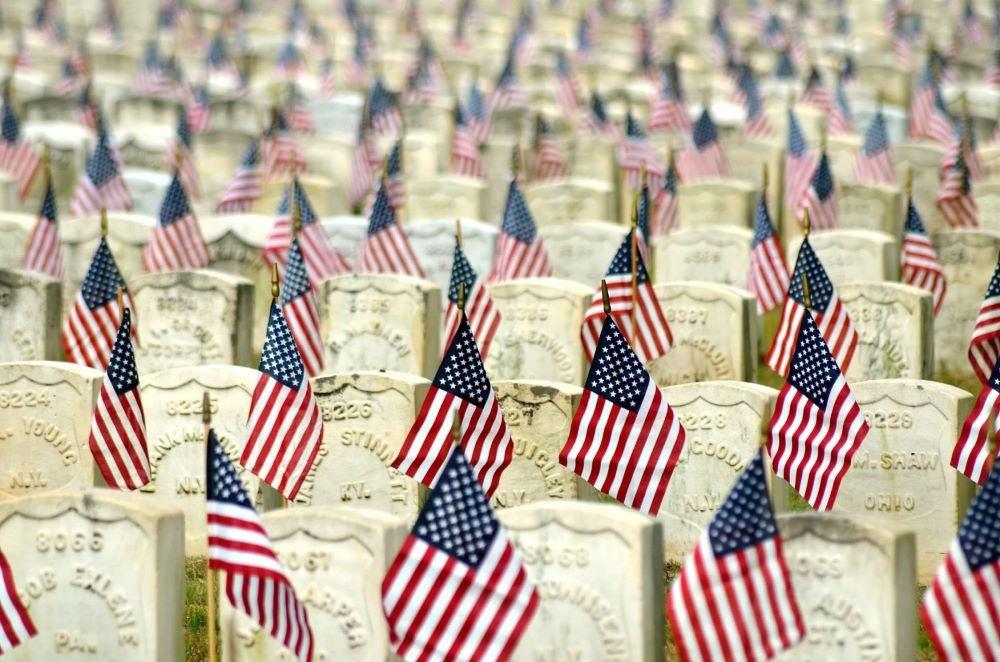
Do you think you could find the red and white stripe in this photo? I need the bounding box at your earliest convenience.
[164,142,201,200]
[215,169,262,214]
[263,135,308,181]
[852,149,894,186]
[768,371,868,511]
[767,298,857,377]
[488,233,552,283]
[902,234,946,316]
[443,285,501,359]
[652,185,679,236]
[357,225,425,278]
[283,294,323,379]
[0,550,36,655]
[393,388,512,497]
[668,533,805,661]
[950,384,1000,485]
[677,142,729,182]
[349,135,380,208]
[969,293,1000,385]
[22,212,63,279]
[90,377,149,489]
[143,213,209,272]
[263,221,350,285]
[784,153,815,213]
[451,128,485,179]
[62,294,136,370]
[532,137,568,180]
[287,105,315,135]
[748,237,789,315]
[581,274,672,364]
[70,176,132,217]
[649,98,692,134]
[744,112,773,139]
[0,141,40,200]
[561,377,684,514]
[621,142,666,191]
[796,186,837,231]
[937,170,978,229]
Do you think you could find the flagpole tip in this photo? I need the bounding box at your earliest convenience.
[802,207,811,238]
[271,263,279,300]
[762,162,769,191]
[601,279,611,315]
[116,287,124,321]
[905,168,913,199]
[202,391,212,426]
[100,208,108,237]
[455,218,463,247]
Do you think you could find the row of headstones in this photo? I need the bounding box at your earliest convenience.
[0,489,924,660]
[0,360,971,582]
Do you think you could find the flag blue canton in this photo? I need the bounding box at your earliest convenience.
[787,111,808,158]
[788,313,839,407]
[87,135,120,187]
[369,79,397,118]
[591,93,610,123]
[501,183,538,243]
[585,318,650,411]
[277,180,317,226]
[1,101,20,142]
[626,113,645,139]
[953,147,972,195]
[536,115,552,138]
[775,50,796,78]
[764,14,782,39]
[707,453,778,555]
[665,160,678,193]
[811,153,835,200]
[496,52,517,87]
[40,181,58,223]
[276,41,300,67]
[954,117,978,149]
[413,448,499,568]
[661,62,683,101]
[432,317,489,407]
[805,67,824,93]
[863,112,889,156]
[107,309,139,394]
[207,36,228,67]
[984,256,1000,299]
[904,199,928,235]
[555,50,571,77]
[454,102,469,128]
[447,245,478,304]
[606,230,650,282]
[258,302,305,389]
[159,175,191,225]
[751,196,775,247]
[957,448,1000,570]
[692,110,718,149]
[637,186,650,241]
[268,111,290,135]
[467,84,485,121]
[281,239,311,303]
[835,82,853,121]
[142,41,162,68]
[240,139,260,167]
[206,430,253,507]
[176,112,192,148]
[841,56,856,81]
[367,185,397,234]
[789,240,834,311]
[386,140,402,177]
[81,239,127,310]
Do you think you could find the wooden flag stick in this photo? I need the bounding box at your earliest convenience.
[457,282,465,312]
[271,263,279,301]
[455,218,463,248]
[629,196,639,335]
[203,390,218,662]
[905,167,913,200]
[42,144,51,187]
[100,208,108,237]
[601,279,611,315]
[291,180,301,237]
[762,161,769,195]
[801,273,812,310]
[116,287,125,324]
[802,206,811,239]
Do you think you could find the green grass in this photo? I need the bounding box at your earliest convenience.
[185,559,214,662]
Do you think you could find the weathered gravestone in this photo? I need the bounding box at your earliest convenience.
[894,142,946,234]
[835,379,974,582]
[490,381,597,510]
[652,226,753,288]
[201,215,272,350]
[221,508,406,662]
[0,362,102,497]
[787,230,899,285]
[139,365,281,555]
[0,270,61,362]
[0,491,184,661]
[838,182,903,237]
[485,278,591,384]
[839,282,934,381]
[318,274,441,378]
[404,220,497,304]
[501,502,665,662]
[677,180,757,230]
[319,217,368,269]
[294,371,428,524]
[977,181,1000,234]
[647,283,757,386]
[540,221,629,287]
[725,136,784,229]
[524,178,615,225]
[406,176,487,221]
[122,170,171,219]
[0,214,32,269]
[775,513,916,662]
[130,270,254,373]
[658,381,786,562]
[568,135,617,186]
[933,230,1000,379]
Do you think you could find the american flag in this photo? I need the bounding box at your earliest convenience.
[829,78,855,135]
[382,447,537,661]
[532,117,568,181]
[444,242,501,359]
[70,129,132,217]
[797,153,838,230]
[357,183,425,277]
[451,104,485,179]
[968,257,1000,385]
[840,55,857,85]
[488,180,552,282]
[384,139,406,211]
[677,109,730,181]
[206,34,240,82]
[740,69,773,138]
[262,178,350,283]
[62,238,137,369]
[0,94,40,201]
[349,116,380,209]
[853,111,894,185]
[580,92,620,139]
[0,548,35,655]
[937,146,978,229]
[784,109,815,213]
[575,12,594,59]
[88,308,150,490]
[774,48,796,80]
[404,39,446,104]
[581,229,672,364]
[186,86,211,134]
[620,113,665,192]
[208,431,313,661]
[215,138,262,214]
[901,195,947,316]
[240,301,324,500]
[281,238,323,378]
[56,58,85,97]
[652,155,680,236]
[909,62,953,144]
[940,118,985,183]
[75,83,99,131]
[346,28,370,88]
[465,83,492,145]
[768,309,870,510]
[561,314,685,514]
[451,0,473,52]
[649,62,692,134]
[318,57,336,99]
[954,355,1000,486]
[747,194,789,314]
[368,79,403,135]
[552,51,581,117]
[163,111,201,200]
[144,173,209,272]
[668,451,805,661]
[392,314,513,496]
[262,111,307,181]
[767,239,857,376]
[800,66,832,113]
[960,0,987,44]
[922,444,1000,661]
[489,49,529,112]
[135,41,171,94]
[274,41,305,79]
[286,87,315,135]
[22,175,64,278]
